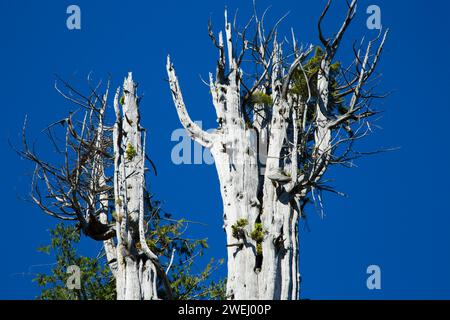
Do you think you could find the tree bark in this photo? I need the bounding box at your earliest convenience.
[167,2,387,300]
[167,12,301,298]
[112,73,159,300]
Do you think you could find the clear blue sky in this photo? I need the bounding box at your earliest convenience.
[1,0,450,299]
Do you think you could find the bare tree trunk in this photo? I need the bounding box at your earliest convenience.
[23,71,174,300]
[167,13,300,298]
[167,2,387,300]
[168,56,299,298]
[113,73,160,300]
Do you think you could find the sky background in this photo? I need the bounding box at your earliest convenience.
[1,0,449,299]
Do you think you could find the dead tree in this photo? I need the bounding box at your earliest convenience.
[21,73,171,300]
[167,0,388,300]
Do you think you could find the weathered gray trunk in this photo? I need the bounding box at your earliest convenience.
[166,2,383,299]
[24,71,162,300]
[207,70,300,299]
[167,14,301,298]
[112,73,159,300]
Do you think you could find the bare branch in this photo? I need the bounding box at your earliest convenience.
[166,56,214,148]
